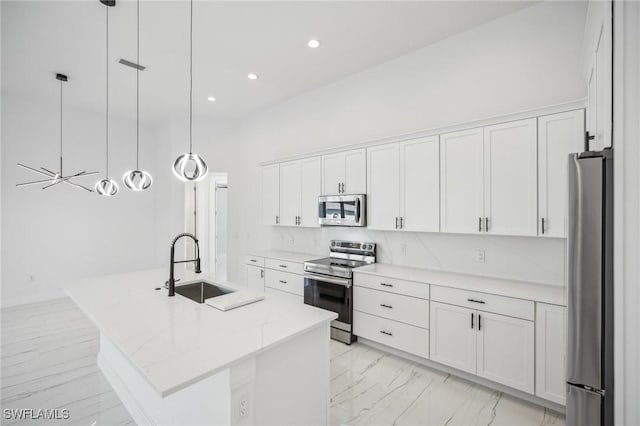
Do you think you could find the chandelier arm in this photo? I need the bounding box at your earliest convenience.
[63,180,94,192]
[16,178,58,187]
[17,163,55,177]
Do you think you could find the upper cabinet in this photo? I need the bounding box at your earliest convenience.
[538,110,585,237]
[277,157,321,228]
[440,128,484,234]
[261,164,280,226]
[321,148,366,195]
[483,119,538,236]
[367,137,439,232]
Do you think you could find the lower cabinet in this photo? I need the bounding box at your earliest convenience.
[429,301,534,394]
[265,287,303,303]
[353,311,429,358]
[535,303,567,405]
[265,269,304,297]
[246,265,265,293]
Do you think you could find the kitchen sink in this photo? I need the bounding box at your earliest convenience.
[174,281,236,303]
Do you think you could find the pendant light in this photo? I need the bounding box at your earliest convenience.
[16,74,98,191]
[123,0,152,191]
[172,0,208,182]
[95,0,119,196]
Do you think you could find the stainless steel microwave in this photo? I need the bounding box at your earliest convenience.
[318,194,366,227]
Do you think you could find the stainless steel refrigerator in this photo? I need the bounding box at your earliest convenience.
[567,148,614,426]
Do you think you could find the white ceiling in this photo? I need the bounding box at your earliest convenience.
[2,1,535,122]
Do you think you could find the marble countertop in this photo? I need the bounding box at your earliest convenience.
[247,249,322,263]
[62,268,337,397]
[354,263,566,306]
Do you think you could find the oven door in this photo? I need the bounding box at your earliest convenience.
[303,273,352,329]
[318,195,365,227]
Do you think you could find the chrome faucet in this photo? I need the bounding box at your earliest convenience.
[168,233,201,297]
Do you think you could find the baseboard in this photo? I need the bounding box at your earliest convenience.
[97,352,155,426]
[358,337,566,415]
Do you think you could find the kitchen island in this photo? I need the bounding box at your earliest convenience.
[63,268,337,426]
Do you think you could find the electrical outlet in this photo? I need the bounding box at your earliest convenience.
[29,274,36,282]
[400,244,407,256]
[238,395,250,419]
[476,250,485,263]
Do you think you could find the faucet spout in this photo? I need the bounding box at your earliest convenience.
[168,232,201,297]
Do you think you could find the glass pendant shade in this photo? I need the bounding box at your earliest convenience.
[95,178,119,196]
[172,152,208,182]
[123,169,152,190]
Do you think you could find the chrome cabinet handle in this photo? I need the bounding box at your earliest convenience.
[479,217,482,232]
[379,330,393,336]
[276,215,279,225]
[279,280,287,284]
[471,312,474,329]
[380,303,393,309]
[260,269,264,279]
[485,217,489,232]
[478,314,482,331]
[338,183,341,193]
[467,298,485,304]
[400,217,404,229]
[380,283,393,287]
[395,217,399,229]
[541,217,545,234]
[341,183,345,193]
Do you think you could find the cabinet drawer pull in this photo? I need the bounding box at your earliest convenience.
[279,280,287,284]
[395,217,399,229]
[260,269,264,279]
[479,217,482,232]
[380,303,393,309]
[485,217,489,232]
[379,330,393,336]
[467,298,485,304]
[380,283,393,287]
[279,265,287,268]
[471,312,474,329]
[541,217,546,234]
[478,314,482,331]
[250,259,257,263]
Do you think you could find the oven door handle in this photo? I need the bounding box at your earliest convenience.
[304,273,352,288]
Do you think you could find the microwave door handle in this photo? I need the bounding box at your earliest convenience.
[355,198,361,223]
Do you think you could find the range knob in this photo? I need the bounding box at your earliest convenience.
[331,241,335,246]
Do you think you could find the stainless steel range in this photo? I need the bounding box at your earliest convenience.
[303,240,376,344]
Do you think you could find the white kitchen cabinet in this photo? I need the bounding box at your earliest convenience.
[279,160,301,227]
[440,128,484,234]
[536,303,567,405]
[354,311,429,358]
[367,136,439,232]
[246,264,265,293]
[429,301,477,374]
[367,143,400,230]
[261,164,280,226]
[483,119,538,236]
[321,148,366,195]
[400,136,440,232]
[538,110,585,237]
[299,157,321,227]
[476,311,534,394]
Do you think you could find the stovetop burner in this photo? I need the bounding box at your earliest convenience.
[303,240,376,279]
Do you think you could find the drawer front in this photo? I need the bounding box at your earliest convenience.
[431,285,534,321]
[245,255,265,267]
[265,287,303,304]
[354,272,429,299]
[354,311,429,358]
[265,269,304,297]
[265,258,304,275]
[354,286,429,329]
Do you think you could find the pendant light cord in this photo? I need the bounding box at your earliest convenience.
[105,5,110,178]
[189,0,193,154]
[59,78,63,175]
[136,0,140,169]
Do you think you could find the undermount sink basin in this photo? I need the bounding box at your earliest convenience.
[175,281,236,303]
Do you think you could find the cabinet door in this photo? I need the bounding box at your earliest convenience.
[536,303,566,405]
[300,157,321,227]
[594,8,612,150]
[400,136,440,232]
[538,111,585,237]
[429,301,477,374]
[440,128,484,234]
[344,148,367,194]
[261,164,280,226]
[279,161,301,227]
[246,265,265,293]
[321,153,345,195]
[367,143,399,230]
[476,311,534,394]
[483,119,537,236]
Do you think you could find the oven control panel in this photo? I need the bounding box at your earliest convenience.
[330,240,376,255]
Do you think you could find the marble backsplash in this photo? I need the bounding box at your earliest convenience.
[269,226,566,286]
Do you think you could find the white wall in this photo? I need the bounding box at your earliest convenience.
[225,1,587,286]
[1,93,163,306]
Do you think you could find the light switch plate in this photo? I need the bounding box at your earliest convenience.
[476,250,485,263]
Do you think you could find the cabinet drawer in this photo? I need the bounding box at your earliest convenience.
[431,285,534,321]
[354,272,429,299]
[265,287,303,304]
[265,269,304,297]
[354,311,429,358]
[354,287,429,329]
[265,258,304,275]
[245,255,265,267]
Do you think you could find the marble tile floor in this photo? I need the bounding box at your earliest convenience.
[1,297,565,426]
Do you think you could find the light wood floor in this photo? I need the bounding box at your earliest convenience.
[1,297,563,426]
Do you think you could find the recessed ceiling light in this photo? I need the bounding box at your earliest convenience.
[307,39,320,49]
[247,73,258,80]
[207,96,216,102]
